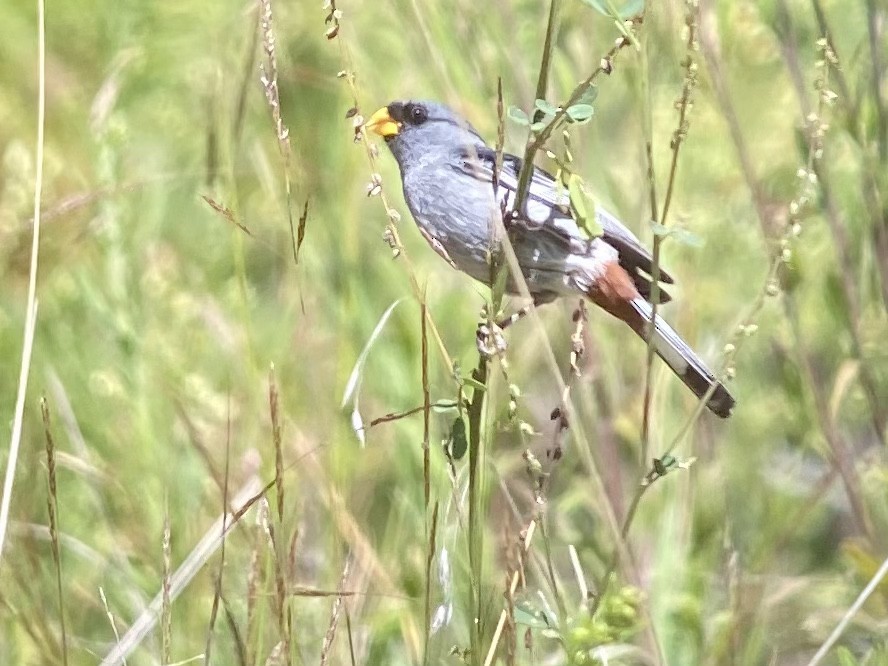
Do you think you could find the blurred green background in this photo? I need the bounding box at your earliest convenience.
[1,0,887,664]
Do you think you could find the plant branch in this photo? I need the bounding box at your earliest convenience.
[258,0,301,266]
[641,1,699,464]
[531,0,561,122]
[513,15,643,213]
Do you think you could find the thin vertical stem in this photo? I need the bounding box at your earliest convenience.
[641,2,699,463]
[421,294,431,511]
[466,354,489,666]
[532,0,561,121]
[42,398,68,666]
[0,0,45,568]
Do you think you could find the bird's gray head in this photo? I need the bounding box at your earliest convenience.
[365,100,485,169]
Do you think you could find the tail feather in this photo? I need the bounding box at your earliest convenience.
[629,298,735,418]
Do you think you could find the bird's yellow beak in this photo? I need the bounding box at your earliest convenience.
[365,107,400,137]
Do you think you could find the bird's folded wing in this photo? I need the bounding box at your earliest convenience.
[452,145,674,285]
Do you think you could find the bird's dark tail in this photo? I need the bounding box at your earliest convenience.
[627,297,735,418]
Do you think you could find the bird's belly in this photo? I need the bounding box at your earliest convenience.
[410,212,580,296]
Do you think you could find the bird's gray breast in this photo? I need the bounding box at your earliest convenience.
[402,164,496,283]
[400,161,592,297]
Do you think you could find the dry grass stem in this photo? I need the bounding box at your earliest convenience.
[259,0,301,265]
[41,397,68,666]
[162,505,172,664]
[319,556,351,666]
[0,0,45,568]
[204,399,233,666]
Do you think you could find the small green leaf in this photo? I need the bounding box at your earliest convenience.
[508,105,529,126]
[530,100,557,127]
[567,174,603,238]
[567,175,587,219]
[575,85,599,107]
[649,220,670,237]
[534,98,559,116]
[617,0,645,18]
[677,456,697,470]
[461,376,488,392]
[431,400,459,414]
[648,220,704,248]
[653,455,696,476]
[672,227,704,248]
[579,0,607,15]
[579,0,644,20]
[514,600,552,629]
[448,416,468,460]
[566,104,595,123]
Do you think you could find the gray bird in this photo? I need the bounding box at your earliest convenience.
[366,99,734,418]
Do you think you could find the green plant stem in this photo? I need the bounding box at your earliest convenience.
[589,478,651,616]
[0,0,45,568]
[42,398,67,666]
[641,3,698,465]
[513,15,642,213]
[532,0,561,122]
[423,502,438,666]
[421,295,431,511]
[420,294,433,666]
[466,356,489,666]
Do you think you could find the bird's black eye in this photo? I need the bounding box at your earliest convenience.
[408,104,428,125]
